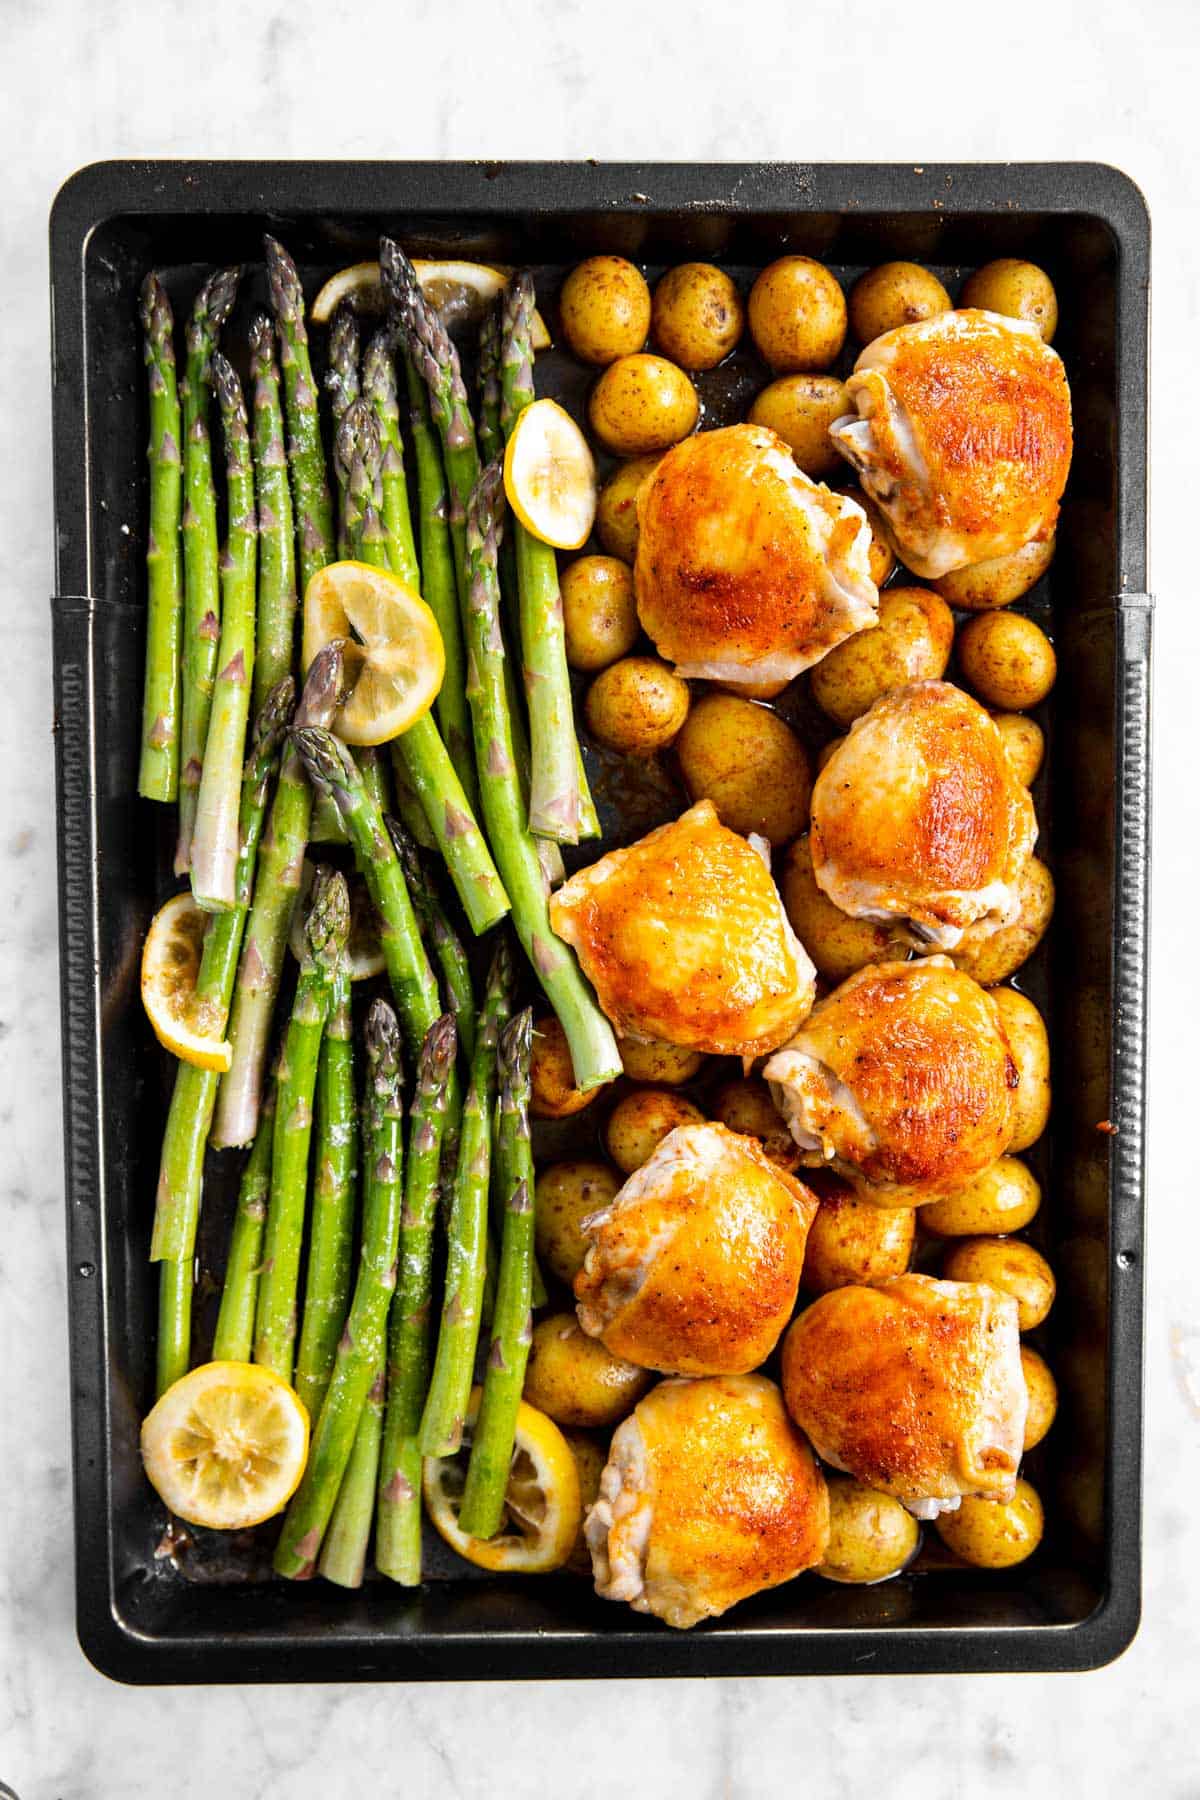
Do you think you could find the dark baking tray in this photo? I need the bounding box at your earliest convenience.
[49,160,1151,1683]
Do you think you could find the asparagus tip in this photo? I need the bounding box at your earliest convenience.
[365,997,403,1075]
[305,866,350,969]
[295,641,349,731]
[251,676,296,757]
[500,1007,534,1077]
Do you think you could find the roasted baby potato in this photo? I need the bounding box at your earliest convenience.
[957,611,1057,711]
[1020,1346,1058,1450]
[564,1431,607,1574]
[848,261,951,344]
[810,586,955,727]
[559,255,651,365]
[618,1037,705,1087]
[935,1479,1044,1568]
[780,834,901,983]
[523,1313,653,1429]
[961,259,1058,343]
[816,735,845,773]
[817,1477,921,1584]
[993,711,1045,786]
[919,1155,1041,1237]
[747,255,847,371]
[675,692,812,845]
[800,1185,916,1294]
[605,1087,706,1175]
[992,987,1051,1151]
[933,534,1056,611]
[588,353,699,455]
[652,262,744,370]
[560,554,640,672]
[708,1076,800,1172]
[834,484,897,588]
[584,655,691,756]
[530,1014,600,1119]
[941,1236,1056,1332]
[747,374,850,479]
[951,856,1054,986]
[594,454,662,564]
[535,1159,623,1288]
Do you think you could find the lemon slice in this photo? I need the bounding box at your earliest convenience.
[141,1361,310,1530]
[288,861,386,979]
[311,258,551,348]
[504,398,598,550]
[141,892,232,1071]
[302,561,444,746]
[423,1389,582,1572]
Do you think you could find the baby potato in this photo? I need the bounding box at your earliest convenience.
[816,736,845,773]
[817,1477,921,1584]
[523,1313,653,1429]
[559,255,651,365]
[1020,1346,1058,1450]
[961,259,1059,343]
[619,1037,705,1086]
[747,256,847,371]
[801,1186,915,1294]
[530,1014,600,1119]
[588,354,699,456]
[535,1160,622,1288]
[993,711,1045,786]
[810,587,955,727]
[594,454,662,564]
[992,988,1051,1151]
[675,692,812,845]
[709,1076,800,1171]
[919,1155,1041,1237]
[652,262,744,370]
[781,835,901,983]
[941,1236,1056,1332]
[748,375,851,479]
[935,1479,1044,1568]
[564,1431,607,1574]
[957,611,1057,711]
[933,534,1055,611]
[848,261,952,344]
[951,857,1054,986]
[560,554,639,672]
[584,656,690,756]
[604,1088,706,1175]
[834,484,897,588]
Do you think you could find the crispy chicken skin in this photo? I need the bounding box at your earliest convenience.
[574,1121,820,1376]
[781,1274,1027,1517]
[829,309,1072,579]
[586,1374,829,1628]
[633,423,879,686]
[763,958,1019,1207]
[549,800,816,1057]
[811,681,1037,948]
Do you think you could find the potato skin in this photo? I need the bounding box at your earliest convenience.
[619,1037,704,1086]
[951,856,1054,986]
[595,454,662,564]
[801,1186,915,1294]
[530,1013,600,1119]
[957,611,1057,711]
[1020,1346,1058,1450]
[992,988,1051,1151]
[993,711,1045,786]
[564,1430,607,1574]
[941,1236,1056,1331]
[781,834,901,983]
[675,692,812,845]
[816,736,845,773]
[523,1313,652,1428]
[652,262,744,370]
[833,485,897,588]
[584,655,691,756]
[709,1077,800,1171]
[848,261,951,344]
[961,259,1059,344]
[817,1477,921,1584]
[535,1160,623,1287]
[604,1088,706,1175]
[935,1479,1044,1568]
[748,256,847,371]
[748,374,850,478]
[810,586,955,727]
[559,256,651,366]
[560,554,640,672]
[588,354,699,455]
[919,1155,1041,1237]
[934,534,1055,611]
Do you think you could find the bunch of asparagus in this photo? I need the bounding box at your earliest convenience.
[135,240,619,1581]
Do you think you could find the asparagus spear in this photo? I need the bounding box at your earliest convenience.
[477,302,504,467]
[375,1012,456,1584]
[210,642,345,1149]
[420,940,513,1456]
[387,816,476,1061]
[274,1000,408,1579]
[388,745,437,851]
[463,464,621,1092]
[363,330,419,584]
[320,1352,385,1587]
[326,304,360,559]
[265,236,335,594]
[137,273,184,803]
[190,355,258,911]
[253,867,349,1383]
[175,265,240,870]
[459,1009,536,1537]
[150,681,293,1391]
[293,939,358,1421]
[210,1072,276,1364]
[248,311,298,713]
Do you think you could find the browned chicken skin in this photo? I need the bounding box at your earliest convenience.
[781,1274,1027,1517]
[586,1374,830,1628]
[575,1121,820,1376]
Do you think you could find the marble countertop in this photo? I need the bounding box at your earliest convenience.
[4,1,1197,1794]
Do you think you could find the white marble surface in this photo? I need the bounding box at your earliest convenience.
[2,1,1198,1794]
